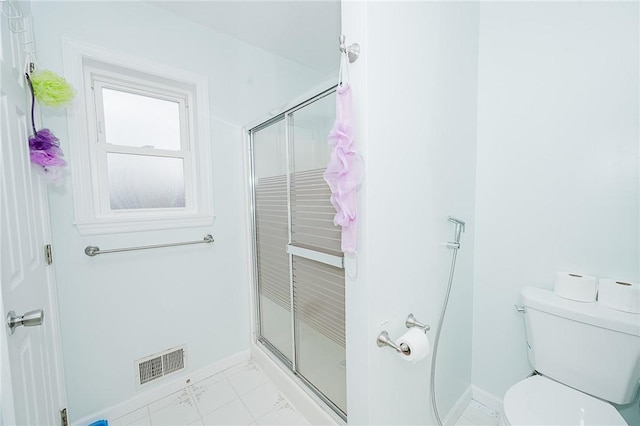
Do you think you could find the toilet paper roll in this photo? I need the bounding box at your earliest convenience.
[554,272,598,302]
[396,328,430,362]
[598,279,640,314]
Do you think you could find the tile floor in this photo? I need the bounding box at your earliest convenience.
[110,357,499,426]
[111,360,309,426]
[455,400,500,426]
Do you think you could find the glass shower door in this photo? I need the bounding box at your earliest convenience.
[289,94,346,415]
[250,87,346,419]
[252,118,292,362]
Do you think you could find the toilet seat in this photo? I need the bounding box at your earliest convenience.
[500,375,627,426]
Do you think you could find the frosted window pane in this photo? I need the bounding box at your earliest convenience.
[102,88,181,150]
[107,154,185,210]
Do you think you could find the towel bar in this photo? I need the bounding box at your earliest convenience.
[84,234,214,257]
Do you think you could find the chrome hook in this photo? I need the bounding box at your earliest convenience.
[339,35,360,63]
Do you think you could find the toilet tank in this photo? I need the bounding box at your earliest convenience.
[521,286,640,404]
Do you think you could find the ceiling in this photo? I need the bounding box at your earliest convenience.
[148,1,341,74]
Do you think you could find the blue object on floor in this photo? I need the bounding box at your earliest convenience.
[88,420,108,426]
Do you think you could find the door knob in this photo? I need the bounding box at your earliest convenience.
[6,309,44,335]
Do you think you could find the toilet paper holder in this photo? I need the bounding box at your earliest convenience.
[377,313,430,353]
[377,331,411,354]
[406,313,430,332]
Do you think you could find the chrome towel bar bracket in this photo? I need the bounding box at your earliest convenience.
[85,234,214,257]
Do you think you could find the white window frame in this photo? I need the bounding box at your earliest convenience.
[63,39,214,235]
[89,72,194,215]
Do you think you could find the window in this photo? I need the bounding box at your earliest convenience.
[63,40,213,234]
[91,76,189,212]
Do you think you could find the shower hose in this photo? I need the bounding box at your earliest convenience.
[430,245,460,426]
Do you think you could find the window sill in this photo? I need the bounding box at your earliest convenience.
[74,214,215,235]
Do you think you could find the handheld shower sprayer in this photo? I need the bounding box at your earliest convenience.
[432,215,466,425]
[447,216,466,249]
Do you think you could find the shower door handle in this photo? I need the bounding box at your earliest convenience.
[286,244,344,269]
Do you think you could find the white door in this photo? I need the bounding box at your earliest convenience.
[0,5,66,426]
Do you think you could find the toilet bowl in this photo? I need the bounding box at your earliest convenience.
[499,374,628,425]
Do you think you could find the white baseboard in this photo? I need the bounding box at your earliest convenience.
[443,384,473,425]
[251,343,342,426]
[471,385,504,414]
[71,350,506,426]
[72,350,251,426]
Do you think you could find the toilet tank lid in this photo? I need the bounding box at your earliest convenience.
[521,286,640,337]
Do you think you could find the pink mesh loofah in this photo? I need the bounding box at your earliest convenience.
[323,83,362,253]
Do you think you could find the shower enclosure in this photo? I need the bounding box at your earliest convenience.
[247,85,347,419]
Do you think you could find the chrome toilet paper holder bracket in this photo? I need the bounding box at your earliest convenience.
[405,313,430,333]
[377,314,430,353]
[376,330,411,354]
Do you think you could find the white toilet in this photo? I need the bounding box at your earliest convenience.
[500,286,640,425]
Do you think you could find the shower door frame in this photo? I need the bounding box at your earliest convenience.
[246,81,346,421]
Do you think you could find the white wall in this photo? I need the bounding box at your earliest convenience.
[30,1,325,420]
[473,1,639,422]
[343,2,479,424]
[29,0,638,423]
[344,1,638,424]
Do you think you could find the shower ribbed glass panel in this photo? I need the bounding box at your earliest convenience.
[252,118,292,362]
[250,87,346,419]
[289,93,346,414]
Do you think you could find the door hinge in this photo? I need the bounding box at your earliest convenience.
[60,408,68,426]
[45,244,53,265]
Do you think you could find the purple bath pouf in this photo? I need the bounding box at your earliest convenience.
[30,149,66,167]
[29,128,60,151]
[28,129,66,168]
